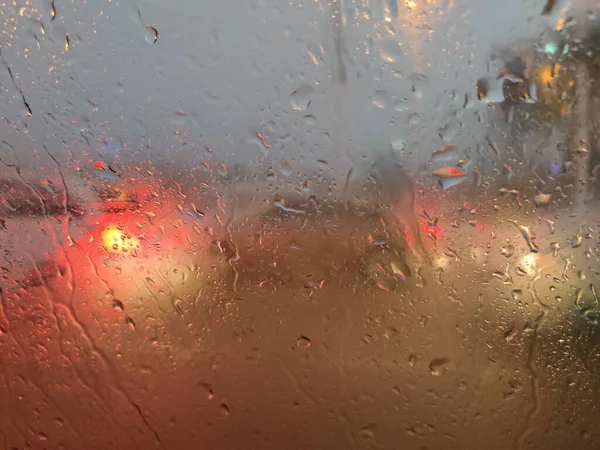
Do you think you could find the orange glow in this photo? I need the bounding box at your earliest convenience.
[101,225,140,255]
[433,167,466,178]
[539,65,556,85]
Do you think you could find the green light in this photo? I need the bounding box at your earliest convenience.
[544,42,557,55]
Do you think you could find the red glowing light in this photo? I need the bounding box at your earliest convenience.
[425,224,439,238]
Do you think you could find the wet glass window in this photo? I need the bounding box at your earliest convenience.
[0,0,599,449]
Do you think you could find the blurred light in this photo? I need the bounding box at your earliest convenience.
[543,42,557,55]
[539,66,554,85]
[101,225,140,255]
[521,253,538,274]
[405,0,417,8]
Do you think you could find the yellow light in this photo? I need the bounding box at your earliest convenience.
[539,66,554,85]
[406,0,417,8]
[101,225,140,255]
[522,254,536,266]
[520,253,538,275]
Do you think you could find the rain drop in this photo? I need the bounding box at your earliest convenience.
[534,193,552,208]
[433,167,466,179]
[144,24,159,44]
[290,84,315,111]
[92,161,120,180]
[221,403,230,416]
[125,316,136,330]
[378,39,402,63]
[510,221,539,253]
[511,290,523,302]
[296,335,311,348]
[504,325,518,342]
[500,245,514,257]
[431,145,457,163]
[112,299,125,311]
[390,261,407,281]
[191,204,205,220]
[371,90,391,109]
[429,358,450,376]
[572,232,583,248]
[359,424,376,439]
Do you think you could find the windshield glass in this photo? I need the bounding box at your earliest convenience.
[1,0,599,449]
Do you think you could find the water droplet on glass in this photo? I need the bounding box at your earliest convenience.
[433,167,466,179]
[371,90,391,109]
[504,325,518,342]
[431,145,457,163]
[192,204,205,220]
[587,345,600,374]
[393,97,409,111]
[92,160,120,180]
[40,179,54,193]
[173,299,184,316]
[391,137,406,152]
[279,159,293,177]
[572,232,583,248]
[408,354,417,366]
[220,403,230,416]
[390,261,407,281]
[316,159,328,169]
[102,138,122,160]
[429,358,450,376]
[511,290,523,302]
[500,245,514,257]
[534,193,552,208]
[125,316,136,330]
[296,335,311,348]
[290,84,315,111]
[378,39,402,63]
[144,24,159,44]
[510,221,539,253]
[112,299,125,311]
[359,424,376,439]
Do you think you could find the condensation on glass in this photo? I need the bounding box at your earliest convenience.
[0,0,599,449]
